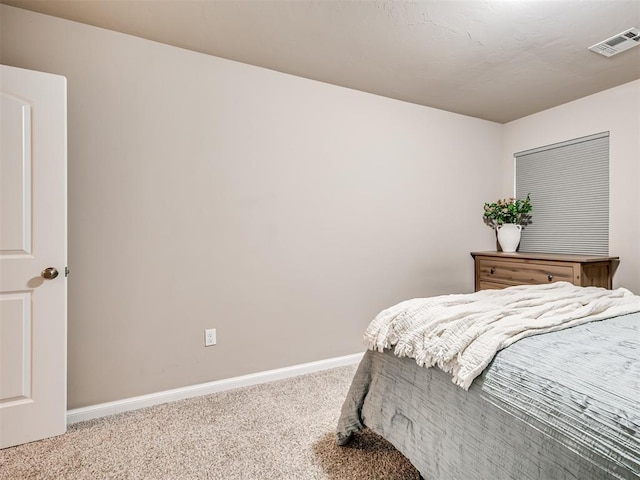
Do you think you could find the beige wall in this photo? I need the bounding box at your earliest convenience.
[502,80,640,293]
[1,6,503,408]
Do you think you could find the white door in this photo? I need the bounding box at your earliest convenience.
[0,65,67,449]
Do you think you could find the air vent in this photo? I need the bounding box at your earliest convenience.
[589,28,640,57]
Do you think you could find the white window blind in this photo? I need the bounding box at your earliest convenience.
[515,132,609,255]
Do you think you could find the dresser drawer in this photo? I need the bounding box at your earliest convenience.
[477,258,574,287]
[471,252,617,292]
[478,280,511,290]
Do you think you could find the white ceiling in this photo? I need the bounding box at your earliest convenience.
[2,0,639,123]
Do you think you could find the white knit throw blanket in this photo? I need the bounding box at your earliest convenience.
[364,282,640,390]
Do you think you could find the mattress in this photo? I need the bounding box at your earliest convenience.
[337,312,640,480]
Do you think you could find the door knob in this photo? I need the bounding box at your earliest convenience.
[41,267,59,279]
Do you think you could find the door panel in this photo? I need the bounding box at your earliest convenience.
[0,93,31,254]
[0,64,67,449]
[0,293,32,402]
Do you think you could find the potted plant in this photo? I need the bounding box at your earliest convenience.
[483,194,532,252]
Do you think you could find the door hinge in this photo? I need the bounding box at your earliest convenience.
[65,266,69,277]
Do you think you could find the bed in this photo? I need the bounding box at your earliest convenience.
[336,282,640,480]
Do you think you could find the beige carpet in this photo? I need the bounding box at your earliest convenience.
[0,365,420,479]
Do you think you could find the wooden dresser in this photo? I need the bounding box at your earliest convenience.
[470,251,618,292]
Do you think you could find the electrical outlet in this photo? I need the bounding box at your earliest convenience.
[205,328,216,347]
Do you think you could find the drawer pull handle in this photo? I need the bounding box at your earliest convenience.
[548,274,553,281]
[490,267,495,274]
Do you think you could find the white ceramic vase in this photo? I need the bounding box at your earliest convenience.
[496,223,522,253]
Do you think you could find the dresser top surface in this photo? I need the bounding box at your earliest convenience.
[470,251,619,263]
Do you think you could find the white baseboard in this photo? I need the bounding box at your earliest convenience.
[66,351,364,425]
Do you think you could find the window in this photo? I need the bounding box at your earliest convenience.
[515,132,609,255]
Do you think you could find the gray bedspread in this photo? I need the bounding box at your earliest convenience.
[337,313,640,480]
